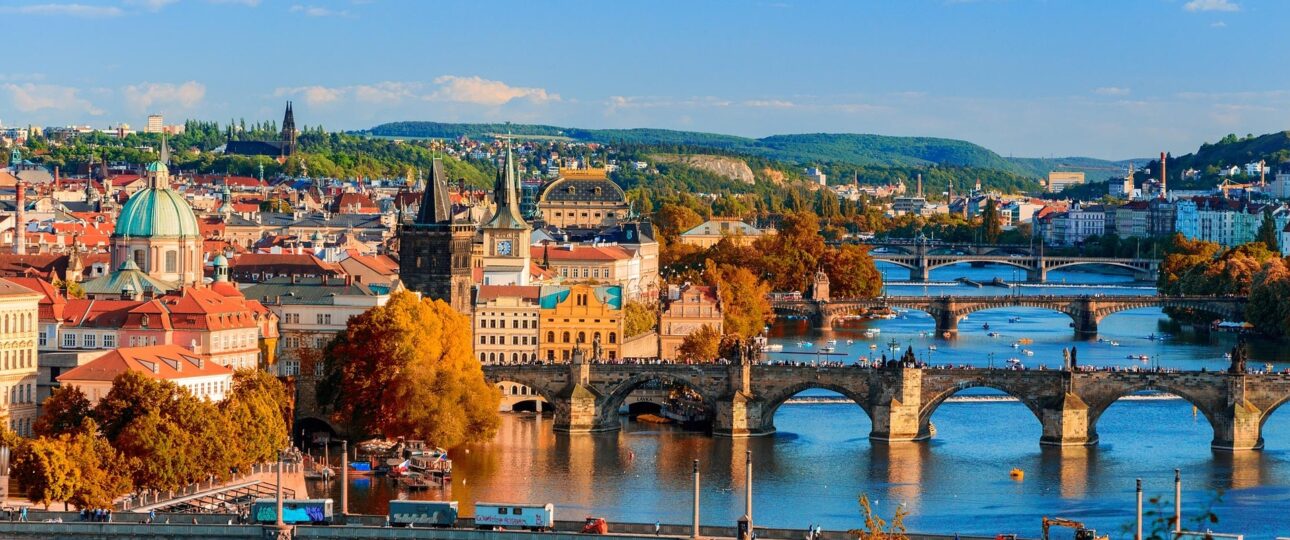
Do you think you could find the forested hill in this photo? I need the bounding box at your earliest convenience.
[1169,131,1290,177]
[361,122,1028,173]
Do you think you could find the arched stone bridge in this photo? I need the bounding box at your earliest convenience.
[484,362,1290,451]
[872,252,1160,282]
[772,295,1247,336]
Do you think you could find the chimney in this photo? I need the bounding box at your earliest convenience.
[54,166,60,189]
[1159,151,1167,200]
[14,180,25,255]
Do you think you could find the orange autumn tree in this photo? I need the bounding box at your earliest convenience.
[319,291,500,447]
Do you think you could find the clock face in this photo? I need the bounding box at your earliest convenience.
[496,240,513,256]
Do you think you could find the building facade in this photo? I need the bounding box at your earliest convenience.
[473,285,541,364]
[398,159,474,312]
[658,284,723,361]
[537,168,630,230]
[538,284,624,363]
[0,279,40,436]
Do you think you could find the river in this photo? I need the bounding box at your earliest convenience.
[309,264,1290,538]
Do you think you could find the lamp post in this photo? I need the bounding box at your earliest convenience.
[275,450,284,528]
[692,460,700,539]
[340,440,348,522]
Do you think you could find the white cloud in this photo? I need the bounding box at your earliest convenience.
[275,85,344,106]
[1184,0,1239,12]
[1093,86,1131,96]
[124,0,178,10]
[122,81,206,112]
[429,76,559,106]
[1210,20,1227,27]
[3,83,103,115]
[290,4,348,17]
[0,3,123,17]
[354,82,419,104]
[743,99,797,109]
[209,0,260,5]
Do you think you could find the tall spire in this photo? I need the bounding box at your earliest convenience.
[415,158,453,224]
[281,101,297,156]
[160,133,171,165]
[485,136,527,229]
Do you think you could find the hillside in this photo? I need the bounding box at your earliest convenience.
[1170,131,1290,179]
[361,122,1030,174]
[1007,156,1145,181]
[651,154,755,184]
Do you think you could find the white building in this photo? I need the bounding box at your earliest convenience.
[0,279,40,436]
[241,277,392,377]
[57,344,233,405]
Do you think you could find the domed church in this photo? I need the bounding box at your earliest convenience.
[109,139,203,287]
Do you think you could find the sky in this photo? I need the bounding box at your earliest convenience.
[2,0,1288,160]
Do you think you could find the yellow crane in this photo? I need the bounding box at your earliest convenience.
[1041,517,1108,540]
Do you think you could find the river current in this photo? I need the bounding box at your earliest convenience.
[310,264,1290,538]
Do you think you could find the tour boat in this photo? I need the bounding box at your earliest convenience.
[1008,316,1022,323]
[987,332,1000,338]
[928,345,937,351]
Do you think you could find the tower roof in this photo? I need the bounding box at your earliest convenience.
[485,142,528,230]
[414,158,453,225]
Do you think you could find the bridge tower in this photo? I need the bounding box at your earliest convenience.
[810,269,830,302]
[714,354,770,437]
[552,349,614,433]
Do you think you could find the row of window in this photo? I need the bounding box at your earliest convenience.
[2,348,35,371]
[479,318,535,330]
[184,380,228,398]
[57,332,120,350]
[0,311,34,334]
[3,382,35,405]
[556,267,612,279]
[8,417,30,437]
[547,331,617,344]
[481,352,536,363]
[479,335,536,346]
[283,313,337,325]
[282,336,328,349]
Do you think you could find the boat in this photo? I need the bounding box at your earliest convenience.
[826,339,838,345]
[398,472,436,490]
[869,343,878,350]
[982,323,990,330]
[797,341,811,348]
[987,332,1000,338]
[1009,468,1025,480]
[942,331,953,338]
[928,345,937,351]
[1008,316,1022,323]
[887,339,901,351]
[820,347,835,353]
[1109,341,1120,346]
[1139,355,1150,361]
[1224,352,1232,360]
[1023,350,1034,356]
[846,339,854,345]
[1011,342,1020,348]
[348,461,373,476]
[1017,338,1033,345]
[764,344,784,352]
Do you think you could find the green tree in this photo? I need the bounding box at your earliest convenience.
[34,386,92,438]
[114,410,193,491]
[319,291,501,447]
[677,325,721,362]
[822,244,884,299]
[623,301,657,338]
[981,198,1002,243]
[1256,208,1280,252]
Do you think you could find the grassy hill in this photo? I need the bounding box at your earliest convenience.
[1170,131,1290,177]
[361,122,1032,174]
[1007,156,1146,182]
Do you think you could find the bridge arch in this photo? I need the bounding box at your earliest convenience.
[485,376,559,405]
[601,371,719,421]
[1084,381,1222,444]
[916,378,1047,438]
[758,381,875,433]
[1043,260,1151,274]
[925,258,1033,273]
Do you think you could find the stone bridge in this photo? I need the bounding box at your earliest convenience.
[484,362,1290,451]
[772,295,1247,336]
[872,252,1160,282]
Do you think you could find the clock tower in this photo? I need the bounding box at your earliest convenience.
[480,142,532,285]
[398,158,475,312]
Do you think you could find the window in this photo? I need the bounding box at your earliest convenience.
[609,332,617,344]
[103,334,116,348]
[284,337,299,348]
[316,313,332,325]
[133,249,146,269]
[165,250,178,273]
[314,337,326,348]
[83,334,97,349]
[562,332,570,343]
[38,331,46,347]
[480,336,486,345]
[547,331,555,343]
[63,333,75,348]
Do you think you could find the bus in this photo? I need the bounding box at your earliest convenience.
[388,500,458,528]
[250,498,334,525]
[473,502,555,531]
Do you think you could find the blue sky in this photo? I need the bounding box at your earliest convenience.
[2,0,1287,159]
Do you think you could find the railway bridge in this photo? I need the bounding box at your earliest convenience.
[771,295,1246,336]
[483,361,1290,452]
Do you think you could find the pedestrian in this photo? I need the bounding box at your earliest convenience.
[149,510,156,524]
[815,525,822,539]
[18,507,26,522]
[655,520,661,535]
[106,510,112,523]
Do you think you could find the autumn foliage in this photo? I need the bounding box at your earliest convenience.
[319,291,500,448]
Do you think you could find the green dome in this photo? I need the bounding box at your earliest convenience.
[145,160,167,173]
[114,187,200,238]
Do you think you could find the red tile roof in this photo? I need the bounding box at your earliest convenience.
[58,344,233,383]
[5,277,66,320]
[529,244,634,262]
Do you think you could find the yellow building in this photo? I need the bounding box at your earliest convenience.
[0,279,41,436]
[679,219,765,248]
[1047,171,1086,193]
[474,285,542,364]
[537,167,630,230]
[658,284,723,361]
[538,284,624,363]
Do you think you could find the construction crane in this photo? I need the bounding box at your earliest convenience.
[1041,517,1108,540]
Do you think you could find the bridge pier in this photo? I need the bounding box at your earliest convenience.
[713,361,773,437]
[1211,381,1265,451]
[869,368,929,443]
[1026,266,1047,283]
[909,265,929,282]
[1039,391,1096,446]
[552,351,620,433]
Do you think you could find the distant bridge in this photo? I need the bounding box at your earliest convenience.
[859,240,1160,282]
[771,295,1247,335]
[484,362,1290,451]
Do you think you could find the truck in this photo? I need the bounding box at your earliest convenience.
[250,498,334,525]
[388,500,459,528]
[473,502,555,531]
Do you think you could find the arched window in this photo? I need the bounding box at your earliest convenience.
[547,331,555,343]
[133,249,146,269]
[609,332,617,344]
[577,331,586,343]
[511,352,518,363]
[562,332,570,343]
[488,352,496,362]
[480,352,486,362]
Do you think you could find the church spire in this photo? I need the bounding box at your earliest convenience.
[160,133,171,165]
[485,136,527,230]
[415,158,453,224]
[281,101,297,156]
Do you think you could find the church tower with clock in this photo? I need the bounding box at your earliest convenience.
[399,158,475,312]
[480,142,532,285]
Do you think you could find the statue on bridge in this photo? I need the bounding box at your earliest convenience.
[1228,337,1248,374]
[592,333,603,362]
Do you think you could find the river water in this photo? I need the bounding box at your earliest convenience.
[309,264,1290,538]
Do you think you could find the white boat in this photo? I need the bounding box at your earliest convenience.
[864,329,877,338]
[764,344,784,352]
[1008,316,1022,323]
[826,339,838,345]
[869,343,878,350]
[928,345,937,351]
[846,339,854,345]
[1011,342,1020,348]
[797,341,810,348]
[987,332,1000,338]
[1109,341,1120,346]
[820,347,835,353]
[1023,350,1034,356]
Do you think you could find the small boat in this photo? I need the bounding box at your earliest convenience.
[826,339,838,345]
[928,345,937,351]
[1008,317,1022,323]
[1097,338,1108,343]
[846,339,854,345]
[1224,352,1232,360]
[764,344,784,352]
[820,347,835,353]
[1011,342,1020,348]
[982,323,991,330]
[869,343,878,350]
[987,332,1000,338]
[1109,341,1120,347]
[348,462,374,476]
[1138,355,1149,361]
[1017,338,1033,345]
[1010,468,1025,480]
[1023,350,1034,356]
[864,329,877,338]
[798,341,811,348]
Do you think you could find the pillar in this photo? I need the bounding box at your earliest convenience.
[1069,298,1099,337]
[1210,398,1263,451]
[931,298,958,336]
[869,368,926,443]
[1040,392,1096,446]
[552,350,618,433]
[909,265,929,282]
[714,362,770,437]
[1026,265,1047,283]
